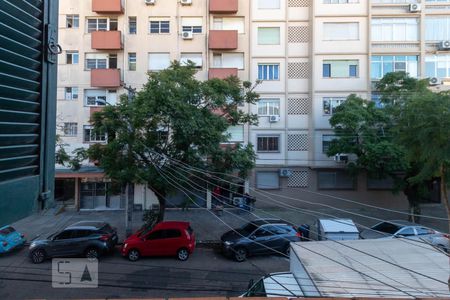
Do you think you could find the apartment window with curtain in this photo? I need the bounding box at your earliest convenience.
[213,17,245,33]
[323,22,359,41]
[63,123,78,137]
[323,60,359,78]
[426,17,450,41]
[425,55,450,78]
[322,135,337,153]
[149,19,170,34]
[85,90,107,106]
[128,53,136,71]
[324,0,359,3]
[258,64,280,80]
[257,27,280,45]
[87,18,117,33]
[225,125,244,142]
[213,53,244,69]
[258,99,280,116]
[66,15,79,28]
[66,51,79,64]
[371,56,418,79]
[84,125,106,143]
[258,0,280,9]
[181,17,203,33]
[180,53,203,68]
[257,136,280,152]
[129,17,137,34]
[148,53,170,71]
[85,53,107,70]
[323,97,345,115]
[64,87,78,100]
[371,18,419,41]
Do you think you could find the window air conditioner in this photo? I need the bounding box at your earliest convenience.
[334,154,349,163]
[279,169,292,178]
[180,0,192,5]
[145,0,155,5]
[429,77,441,86]
[439,40,450,50]
[408,4,421,13]
[182,31,193,39]
[268,115,280,123]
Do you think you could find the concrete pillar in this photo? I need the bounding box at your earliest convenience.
[206,188,212,209]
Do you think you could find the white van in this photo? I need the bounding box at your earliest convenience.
[311,218,360,241]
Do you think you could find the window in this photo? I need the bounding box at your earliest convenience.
[66,15,79,28]
[258,0,280,9]
[372,222,400,235]
[324,0,359,3]
[87,18,108,33]
[149,20,170,34]
[258,99,280,116]
[129,17,137,34]
[180,53,203,68]
[64,87,78,100]
[182,26,202,33]
[128,53,136,71]
[257,27,280,45]
[181,17,203,33]
[108,54,117,69]
[323,22,359,41]
[258,64,280,80]
[425,55,450,79]
[396,227,416,237]
[213,17,245,34]
[254,228,273,237]
[148,53,170,71]
[426,17,450,41]
[63,123,78,137]
[55,230,74,240]
[371,56,418,79]
[66,51,79,64]
[367,177,395,190]
[317,170,355,189]
[146,230,163,240]
[371,18,419,42]
[323,60,359,78]
[85,89,107,106]
[416,227,435,235]
[256,172,279,189]
[322,135,336,153]
[84,125,106,143]
[323,97,345,115]
[213,53,244,69]
[164,229,181,239]
[257,136,280,152]
[85,53,108,70]
[225,125,244,142]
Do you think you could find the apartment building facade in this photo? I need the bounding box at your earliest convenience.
[56,0,448,211]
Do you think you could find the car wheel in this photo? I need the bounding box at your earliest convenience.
[234,247,247,262]
[177,248,189,261]
[85,247,99,259]
[31,249,46,264]
[128,249,140,262]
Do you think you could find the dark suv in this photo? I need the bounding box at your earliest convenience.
[29,221,118,263]
[221,219,302,262]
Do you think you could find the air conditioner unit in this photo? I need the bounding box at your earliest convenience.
[145,0,155,5]
[279,168,292,178]
[334,154,349,163]
[409,3,421,13]
[182,31,193,40]
[180,0,192,5]
[439,40,450,50]
[429,77,441,86]
[268,115,280,123]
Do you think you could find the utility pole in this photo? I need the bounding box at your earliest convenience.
[123,84,136,237]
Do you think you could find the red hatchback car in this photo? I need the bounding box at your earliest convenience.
[121,221,195,261]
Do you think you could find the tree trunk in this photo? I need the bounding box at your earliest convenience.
[157,194,166,222]
[439,165,450,233]
[404,184,421,223]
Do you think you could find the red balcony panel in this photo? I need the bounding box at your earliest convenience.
[90,106,104,117]
[209,0,238,14]
[91,69,121,88]
[92,0,123,14]
[208,68,238,79]
[209,30,238,50]
[91,31,122,50]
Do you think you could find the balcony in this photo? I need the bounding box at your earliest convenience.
[209,0,238,14]
[91,69,121,88]
[91,31,122,50]
[209,30,238,50]
[92,0,123,14]
[90,107,104,118]
[208,68,238,79]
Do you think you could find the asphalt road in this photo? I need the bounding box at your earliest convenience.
[0,246,289,299]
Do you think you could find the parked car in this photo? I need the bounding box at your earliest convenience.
[0,225,26,254]
[121,221,195,261]
[360,220,449,252]
[220,219,302,262]
[309,219,360,241]
[29,221,118,263]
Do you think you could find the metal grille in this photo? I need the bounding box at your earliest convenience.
[288,0,310,7]
[288,170,309,188]
[288,134,308,151]
[288,26,309,43]
[288,62,309,79]
[288,97,310,115]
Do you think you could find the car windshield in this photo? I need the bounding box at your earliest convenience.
[372,222,401,235]
[47,231,59,239]
[241,222,259,234]
[0,227,15,236]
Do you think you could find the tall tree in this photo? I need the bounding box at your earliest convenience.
[88,62,258,221]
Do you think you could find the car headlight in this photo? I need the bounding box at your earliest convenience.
[123,243,128,249]
[224,241,233,246]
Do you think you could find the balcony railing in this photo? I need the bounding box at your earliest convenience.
[209,30,238,50]
[92,0,123,14]
[209,0,238,14]
[91,31,122,50]
[91,69,121,88]
[208,68,238,79]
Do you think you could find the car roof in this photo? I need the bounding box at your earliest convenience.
[66,221,108,230]
[250,219,291,226]
[154,221,190,230]
[385,220,417,227]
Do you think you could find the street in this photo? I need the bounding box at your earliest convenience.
[0,246,289,299]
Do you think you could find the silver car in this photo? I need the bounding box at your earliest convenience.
[360,220,449,252]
